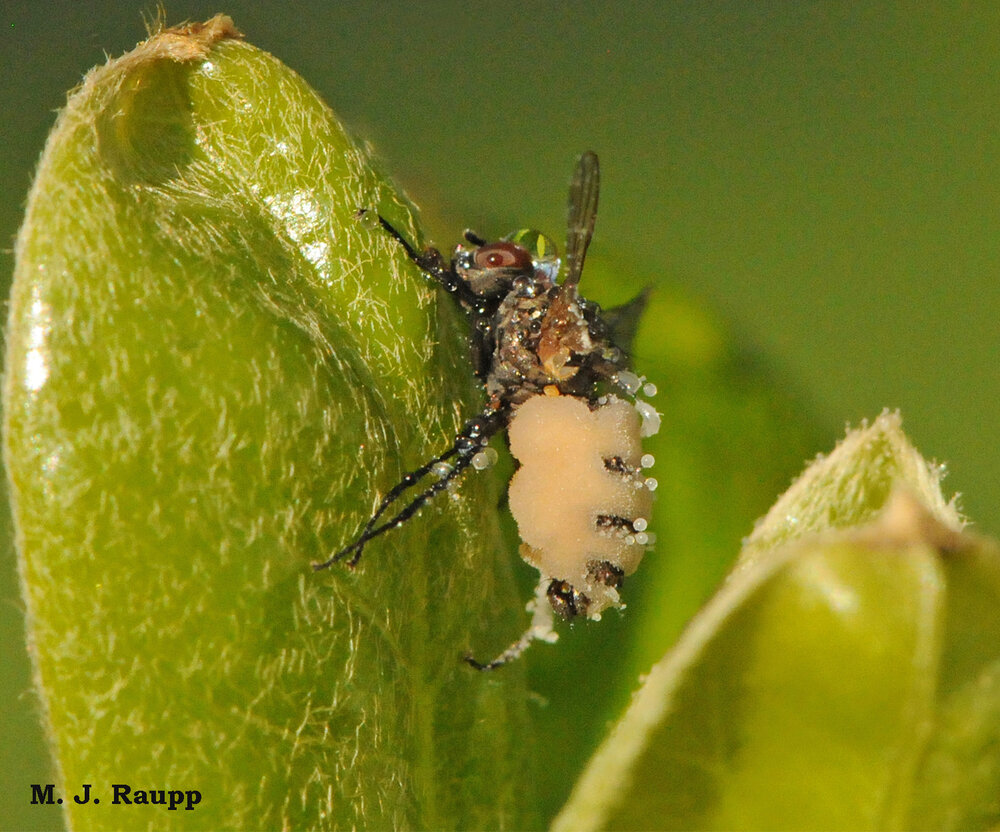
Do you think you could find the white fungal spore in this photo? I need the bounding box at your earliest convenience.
[634,399,662,438]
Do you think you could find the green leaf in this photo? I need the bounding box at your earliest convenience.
[740,409,963,563]
[555,414,1000,830]
[4,17,533,830]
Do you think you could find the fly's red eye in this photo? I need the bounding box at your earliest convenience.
[486,251,512,267]
[475,242,532,271]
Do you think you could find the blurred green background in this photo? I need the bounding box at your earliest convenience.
[2,3,998,829]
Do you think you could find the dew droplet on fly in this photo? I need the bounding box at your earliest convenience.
[615,370,642,395]
[471,446,499,471]
[432,461,453,478]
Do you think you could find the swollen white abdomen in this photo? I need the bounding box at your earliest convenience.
[507,393,655,617]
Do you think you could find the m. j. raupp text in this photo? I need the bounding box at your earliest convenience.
[30,783,202,810]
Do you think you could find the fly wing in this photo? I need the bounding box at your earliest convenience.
[563,151,600,287]
[601,287,651,364]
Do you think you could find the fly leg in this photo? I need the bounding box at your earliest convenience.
[464,578,560,670]
[313,408,506,570]
[356,209,479,307]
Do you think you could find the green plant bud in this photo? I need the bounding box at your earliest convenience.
[556,415,1000,831]
[5,16,530,830]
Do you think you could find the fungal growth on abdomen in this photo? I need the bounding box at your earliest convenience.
[508,393,655,621]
